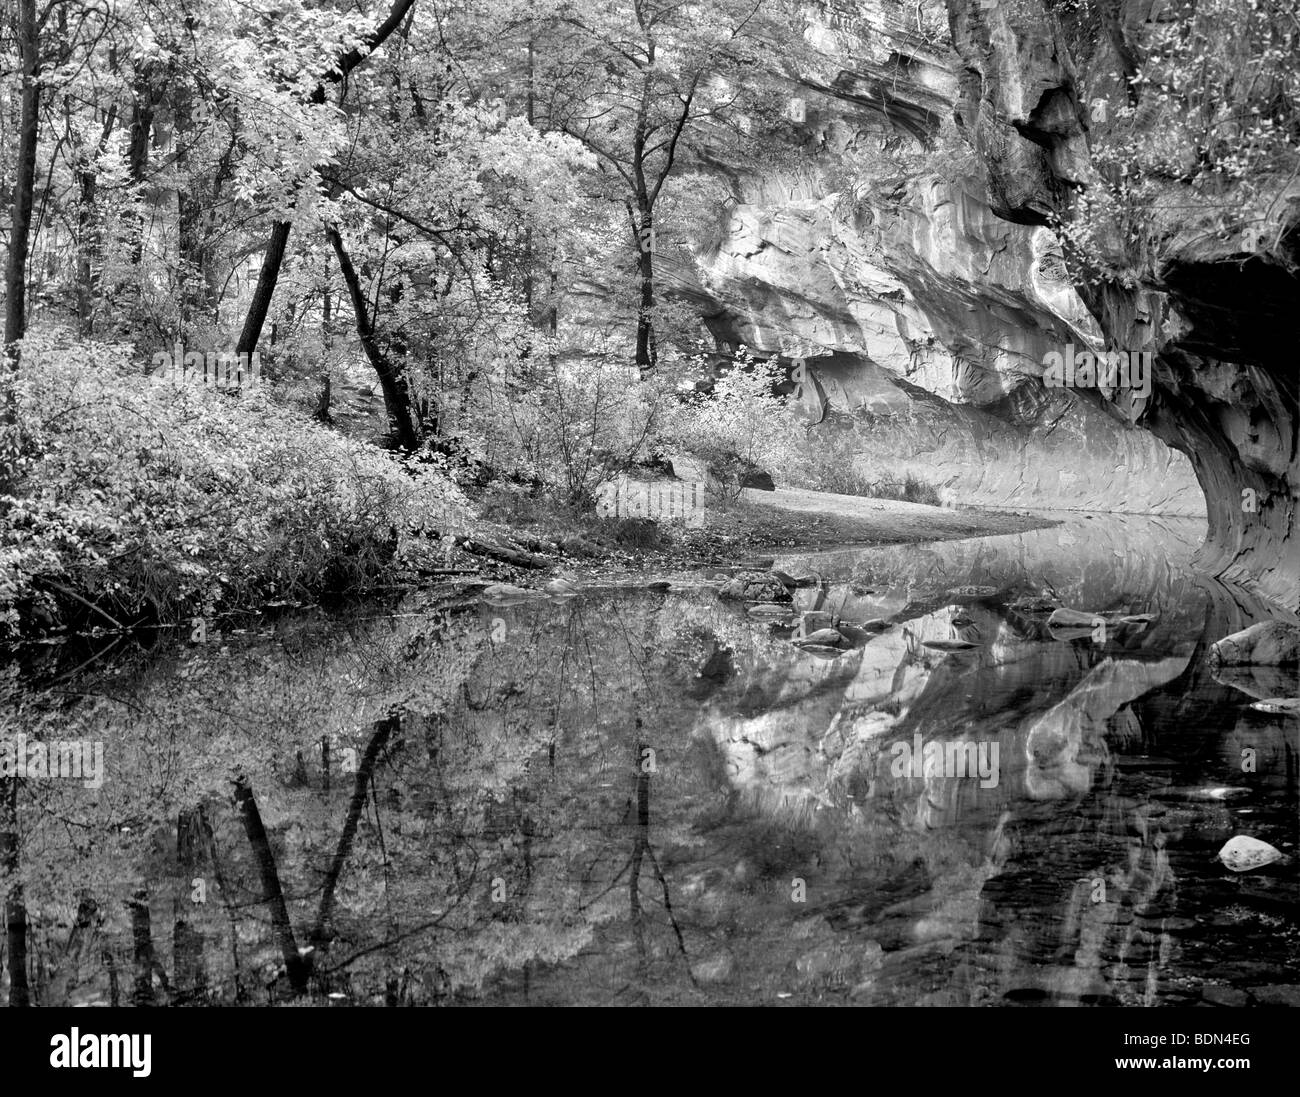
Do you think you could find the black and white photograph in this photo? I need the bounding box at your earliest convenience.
[0,0,1296,1076]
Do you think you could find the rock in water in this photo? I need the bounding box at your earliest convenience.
[544,578,579,597]
[796,628,843,647]
[718,571,793,604]
[1249,697,1300,715]
[1210,621,1300,667]
[1048,607,1107,627]
[748,603,792,618]
[796,644,843,659]
[836,624,870,645]
[480,583,533,604]
[1153,786,1250,802]
[1217,835,1285,873]
[922,638,979,651]
[944,585,999,600]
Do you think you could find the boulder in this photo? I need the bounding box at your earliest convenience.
[718,571,792,603]
[1248,697,1300,715]
[796,628,844,646]
[1210,621,1300,667]
[1217,835,1285,873]
[1047,607,1108,627]
[480,583,533,605]
[740,469,776,491]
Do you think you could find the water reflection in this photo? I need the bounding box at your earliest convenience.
[1,516,1296,1006]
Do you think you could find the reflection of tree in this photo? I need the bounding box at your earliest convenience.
[310,714,397,952]
[625,736,694,984]
[1,776,29,1006]
[233,778,311,994]
[128,888,168,1005]
[5,591,775,1003]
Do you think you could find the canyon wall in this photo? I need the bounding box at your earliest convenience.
[673,0,1298,606]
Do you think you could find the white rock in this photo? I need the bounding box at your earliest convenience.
[480,583,532,604]
[1249,697,1300,715]
[1218,835,1284,873]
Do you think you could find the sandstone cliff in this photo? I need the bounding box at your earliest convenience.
[673,0,1298,607]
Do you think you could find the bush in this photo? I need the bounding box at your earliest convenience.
[662,350,803,499]
[460,337,668,506]
[784,418,944,505]
[864,472,943,507]
[0,331,468,636]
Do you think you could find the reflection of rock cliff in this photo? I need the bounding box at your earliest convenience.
[1023,655,1191,800]
[672,0,1298,607]
[689,517,1291,1004]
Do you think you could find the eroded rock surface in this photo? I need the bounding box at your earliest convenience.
[672,0,1297,607]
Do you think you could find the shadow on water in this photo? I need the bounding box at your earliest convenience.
[1,515,1296,1006]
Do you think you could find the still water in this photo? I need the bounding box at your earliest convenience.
[3,515,1297,1006]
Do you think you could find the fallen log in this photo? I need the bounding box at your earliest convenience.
[455,537,548,569]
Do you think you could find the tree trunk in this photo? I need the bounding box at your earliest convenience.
[236,220,291,358]
[632,204,657,369]
[126,65,155,268]
[234,0,418,357]
[635,241,656,369]
[3,0,40,361]
[315,253,334,422]
[327,225,419,449]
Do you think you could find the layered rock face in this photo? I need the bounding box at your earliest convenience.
[676,0,1298,607]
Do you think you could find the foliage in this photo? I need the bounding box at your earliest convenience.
[460,335,671,504]
[785,421,945,505]
[661,350,804,499]
[0,330,468,635]
[1058,0,1300,279]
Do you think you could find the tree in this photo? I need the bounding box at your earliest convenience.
[527,0,803,368]
[234,0,420,360]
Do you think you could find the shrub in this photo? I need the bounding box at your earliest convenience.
[0,330,468,636]
[662,350,804,499]
[460,336,668,506]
